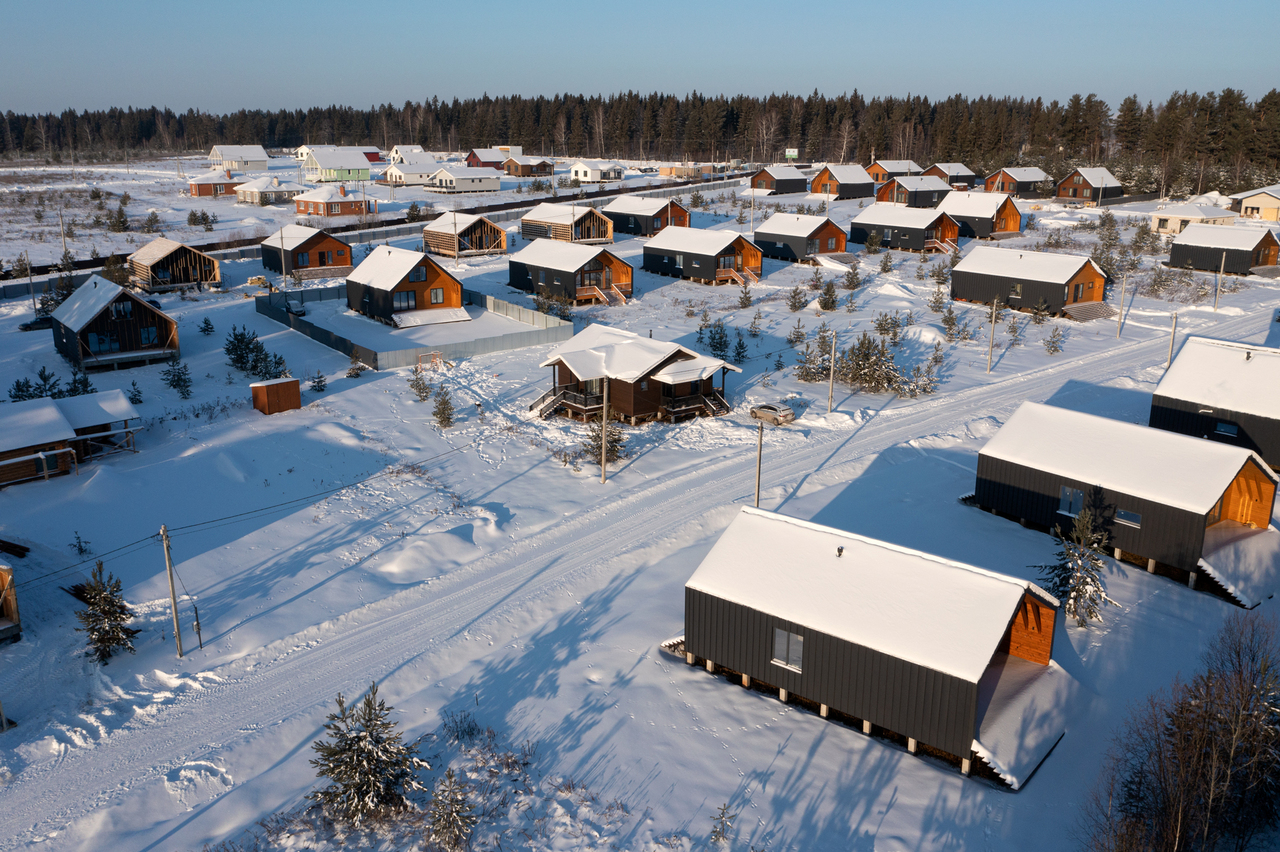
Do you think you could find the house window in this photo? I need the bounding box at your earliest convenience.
[88,331,120,353]
[139,327,158,346]
[430,287,444,304]
[1010,282,1023,299]
[297,251,310,267]
[827,237,837,251]
[1073,175,1083,184]
[807,238,819,255]
[538,270,546,285]
[653,217,660,229]
[409,265,426,282]
[883,229,892,241]
[1178,220,1189,232]
[1157,218,1169,230]
[1082,188,1092,199]
[392,291,416,311]
[675,254,683,268]
[329,203,340,214]
[1207,497,1223,526]
[1116,509,1142,528]
[336,249,346,258]
[772,628,803,672]
[110,301,133,320]
[1058,486,1084,516]
[1074,283,1085,301]
[1215,422,1239,437]
[640,380,648,391]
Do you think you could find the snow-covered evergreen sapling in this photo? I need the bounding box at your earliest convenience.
[732,329,748,364]
[706,319,729,360]
[927,283,948,313]
[1007,316,1023,347]
[773,353,786,371]
[785,318,806,346]
[842,267,861,290]
[1031,298,1050,324]
[126,381,144,405]
[1036,507,1116,627]
[428,768,476,852]
[75,561,140,665]
[346,351,368,378]
[787,285,808,312]
[748,309,762,337]
[65,370,95,397]
[309,371,327,393]
[407,364,432,402]
[879,252,893,274]
[710,802,737,845]
[198,317,214,336]
[582,414,627,467]
[737,281,753,309]
[817,278,838,311]
[161,356,193,399]
[863,231,882,254]
[433,385,456,428]
[1044,325,1065,354]
[308,681,428,825]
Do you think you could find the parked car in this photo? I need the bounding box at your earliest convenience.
[749,402,795,426]
[18,315,53,332]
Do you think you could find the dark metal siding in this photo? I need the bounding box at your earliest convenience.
[974,454,1208,570]
[951,270,1068,312]
[753,231,808,261]
[836,182,874,199]
[1150,395,1280,468]
[772,178,808,195]
[684,587,979,757]
[951,214,994,239]
[605,211,654,237]
[345,280,393,322]
[262,243,284,274]
[508,261,579,300]
[904,189,948,208]
[52,319,82,369]
[1168,245,1255,276]
[642,247,719,280]
[848,223,927,252]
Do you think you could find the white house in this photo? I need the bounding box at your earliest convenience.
[209,145,270,171]
[570,161,624,183]
[1151,204,1236,235]
[388,145,426,164]
[427,167,502,193]
[234,176,306,205]
[384,161,439,186]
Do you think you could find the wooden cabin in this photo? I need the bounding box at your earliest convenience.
[1150,204,1235,235]
[1151,337,1280,468]
[810,164,875,199]
[1229,184,1280,221]
[261,225,353,279]
[642,227,763,284]
[866,159,922,183]
[503,155,554,177]
[0,390,140,487]
[520,202,613,244]
[0,562,19,643]
[951,246,1104,315]
[52,389,142,462]
[422,212,507,257]
[534,324,739,423]
[1170,224,1279,275]
[984,167,1050,196]
[466,146,521,170]
[209,144,269,171]
[753,213,846,261]
[602,195,689,237]
[569,161,624,183]
[1057,167,1123,203]
[188,170,245,198]
[747,165,807,195]
[294,184,376,218]
[345,246,464,327]
[509,239,632,304]
[234,176,306,205]
[303,148,372,182]
[936,192,1022,239]
[683,506,1068,789]
[426,167,502,193]
[848,204,959,253]
[52,275,180,369]
[875,175,952,208]
[923,163,978,189]
[976,402,1280,606]
[127,238,220,292]
[251,377,302,415]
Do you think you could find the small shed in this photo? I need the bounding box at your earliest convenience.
[52,274,180,369]
[209,145,269,171]
[601,195,689,237]
[234,176,306,205]
[466,146,521,170]
[683,506,1069,788]
[875,175,952,208]
[569,161,624,183]
[1169,224,1280,274]
[503,155,554,177]
[984,167,1050,196]
[754,213,846,261]
[810,164,875,199]
[427,167,502,193]
[951,246,1104,313]
[0,398,77,485]
[127,238,220,292]
[188,170,245,198]
[346,246,465,326]
[642,227,763,284]
[261,225,353,278]
[923,163,978,189]
[1229,184,1280,221]
[1150,336,1280,468]
[294,184,375,218]
[251,377,301,415]
[747,165,807,195]
[0,562,19,643]
[848,204,959,253]
[936,192,1022,239]
[423,212,507,257]
[520,202,613,243]
[976,402,1279,604]
[508,239,632,304]
[1057,167,1123,203]
[866,159,922,183]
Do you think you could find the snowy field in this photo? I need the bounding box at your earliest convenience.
[0,177,1279,850]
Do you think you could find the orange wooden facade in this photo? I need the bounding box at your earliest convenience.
[998,591,1056,666]
[809,219,847,253]
[1065,262,1105,305]
[991,196,1022,234]
[810,166,837,195]
[251,378,302,415]
[985,170,1025,193]
[656,200,689,230]
[1221,458,1277,528]
[921,164,971,186]
[391,260,464,309]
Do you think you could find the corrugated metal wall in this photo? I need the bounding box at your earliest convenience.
[951,271,1067,311]
[1150,397,1280,468]
[1168,245,1253,275]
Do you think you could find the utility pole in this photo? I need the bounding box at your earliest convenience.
[26,250,36,313]
[1214,252,1225,311]
[986,300,997,374]
[827,328,836,413]
[600,381,609,485]
[160,525,183,658]
[754,421,763,508]
[1167,312,1178,368]
[58,208,68,258]
[1116,272,1127,339]
[454,207,459,270]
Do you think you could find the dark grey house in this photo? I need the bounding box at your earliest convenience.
[1169,224,1280,275]
[747,165,808,195]
[976,402,1279,605]
[642,227,763,284]
[601,196,689,237]
[848,204,959,253]
[874,175,952,208]
[50,275,180,370]
[508,239,633,304]
[950,246,1105,314]
[683,506,1068,789]
[935,192,1022,239]
[1150,336,1280,468]
[924,163,979,188]
[753,213,846,261]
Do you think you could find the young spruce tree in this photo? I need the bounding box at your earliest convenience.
[1036,507,1115,627]
[428,768,477,851]
[75,561,140,665]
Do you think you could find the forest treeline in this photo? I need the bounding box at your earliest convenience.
[4,89,1280,195]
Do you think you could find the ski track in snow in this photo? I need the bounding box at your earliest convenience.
[0,309,1269,849]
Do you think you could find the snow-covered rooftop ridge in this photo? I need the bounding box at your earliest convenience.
[572,160,622,171]
[308,148,372,171]
[1173,222,1277,250]
[51,275,126,333]
[871,159,922,173]
[936,191,1012,218]
[929,163,976,177]
[504,155,552,166]
[602,195,677,216]
[236,176,305,193]
[347,246,432,290]
[754,213,834,238]
[470,147,518,161]
[1155,204,1232,220]
[294,184,358,203]
[263,225,323,252]
[127,237,192,266]
[189,171,243,184]
[510,238,614,273]
[980,402,1274,515]
[850,203,951,228]
[422,212,487,234]
[887,175,951,192]
[685,507,1055,684]
[386,160,439,176]
[1070,167,1121,188]
[433,166,502,179]
[645,226,750,254]
[539,323,738,383]
[991,167,1049,182]
[54,389,139,430]
[522,202,600,225]
[952,245,1099,283]
[1228,183,1280,201]
[1154,336,1280,419]
[0,397,76,454]
[760,165,806,180]
[817,164,873,184]
[210,145,268,160]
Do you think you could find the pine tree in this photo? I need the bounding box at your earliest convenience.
[706,319,729,360]
[75,561,140,665]
[1007,317,1023,347]
[710,802,737,845]
[941,306,960,341]
[126,380,143,404]
[927,283,948,313]
[842,267,861,290]
[949,243,962,268]
[582,414,627,466]
[198,317,214,336]
[879,252,893,273]
[863,231,882,254]
[773,353,785,371]
[347,351,369,378]
[428,768,477,852]
[785,318,806,346]
[33,366,63,398]
[1036,508,1115,627]
[161,357,192,399]
[66,370,95,396]
[187,209,200,227]
[737,282,752,309]
[309,371,327,393]
[787,285,808,312]
[308,681,428,825]
[748,309,762,337]
[406,201,422,223]
[407,364,432,402]
[817,278,838,311]
[1031,298,1050,324]
[843,291,858,313]
[433,385,455,427]
[1044,326,1065,354]
[8,378,35,402]
[732,329,748,364]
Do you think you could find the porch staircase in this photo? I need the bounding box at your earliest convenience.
[925,238,959,255]
[700,390,731,417]
[529,389,565,419]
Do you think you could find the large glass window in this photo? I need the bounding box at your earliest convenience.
[1215,422,1239,437]
[297,251,310,267]
[110,301,133,320]
[139,327,158,346]
[392,291,416,311]
[772,628,803,672]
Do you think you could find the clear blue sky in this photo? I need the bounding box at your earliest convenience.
[6,0,1276,114]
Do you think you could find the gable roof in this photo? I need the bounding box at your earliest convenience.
[990,167,1049,183]
[348,246,434,290]
[422,212,491,235]
[294,184,359,203]
[870,159,922,174]
[210,145,269,161]
[469,147,510,162]
[308,148,373,171]
[1154,204,1233,221]
[235,176,305,194]
[127,237,200,267]
[386,161,439,178]
[953,246,1100,284]
[980,402,1274,515]
[646,226,751,255]
[755,213,835,238]
[602,195,678,217]
[0,397,77,454]
[1173,223,1277,251]
[263,224,326,252]
[571,160,623,172]
[686,507,1055,684]
[189,171,244,185]
[430,166,501,180]
[539,323,738,383]
[52,275,160,333]
[937,191,1014,219]
[1155,336,1280,419]
[849,203,952,229]
[510,239,616,274]
[522,202,603,225]
[885,175,952,193]
[757,165,806,181]
[504,155,552,167]
[929,162,976,178]
[817,164,874,185]
[1068,167,1121,188]
[1229,183,1280,202]
[54,389,139,430]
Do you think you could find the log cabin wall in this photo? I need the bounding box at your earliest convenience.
[0,441,71,484]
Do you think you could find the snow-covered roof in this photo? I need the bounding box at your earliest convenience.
[422,212,489,235]
[1228,183,1280,202]
[54,389,139,430]
[871,160,922,174]
[936,191,1012,219]
[347,246,431,290]
[235,176,305,194]
[816,164,873,185]
[504,155,552,167]
[651,354,733,384]
[189,171,243,185]
[758,165,806,181]
[386,161,439,177]
[952,245,1100,284]
[1155,336,1280,419]
[52,275,169,333]
[991,167,1049,183]
[980,402,1274,515]
[755,213,833,238]
[263,224,324,252]
[431,167,501,180]
[686,507,1055,684]
[397,151,440,167]
[571,160,623,172]
[469,148,510,162]
[127,237,197,267]
[249,377,300,388]
[1173,222,1276,251]
[511,238,615,273]
[1069,167,1121,189]
[602,195,677,217]
[849,204,950,229]
[929,163,976,178]
[645,227,750,255]
[522,202,601,225]
[887,175,951,193]
[210,145,268,162]
[973,655,1072,790]
[540,323,738,382]
[0,397,76,454]
[308,149,372,171]
[294,185,358,203]
[1154,204,1232,221]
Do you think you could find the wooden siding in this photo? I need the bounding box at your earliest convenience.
[984,171,1041,196]
[998,591,1055,665]
[252,379,301,415]
[1057,170,1124,201]
[0,440,72,485]
[922,165,977,188]
[1149,396,1280,469]
[347,258,463,323]
[1065,262,1105,304]
[810,167,874,199]
[129,245,219,291]
[423,218,507,257]
[606,201,689,237]
[756,220,846,261]
[875,179,949,208]
[685,587,980,758]
[1223,458,1276,528]
[520,208,613,243]
[642,236,762,283]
